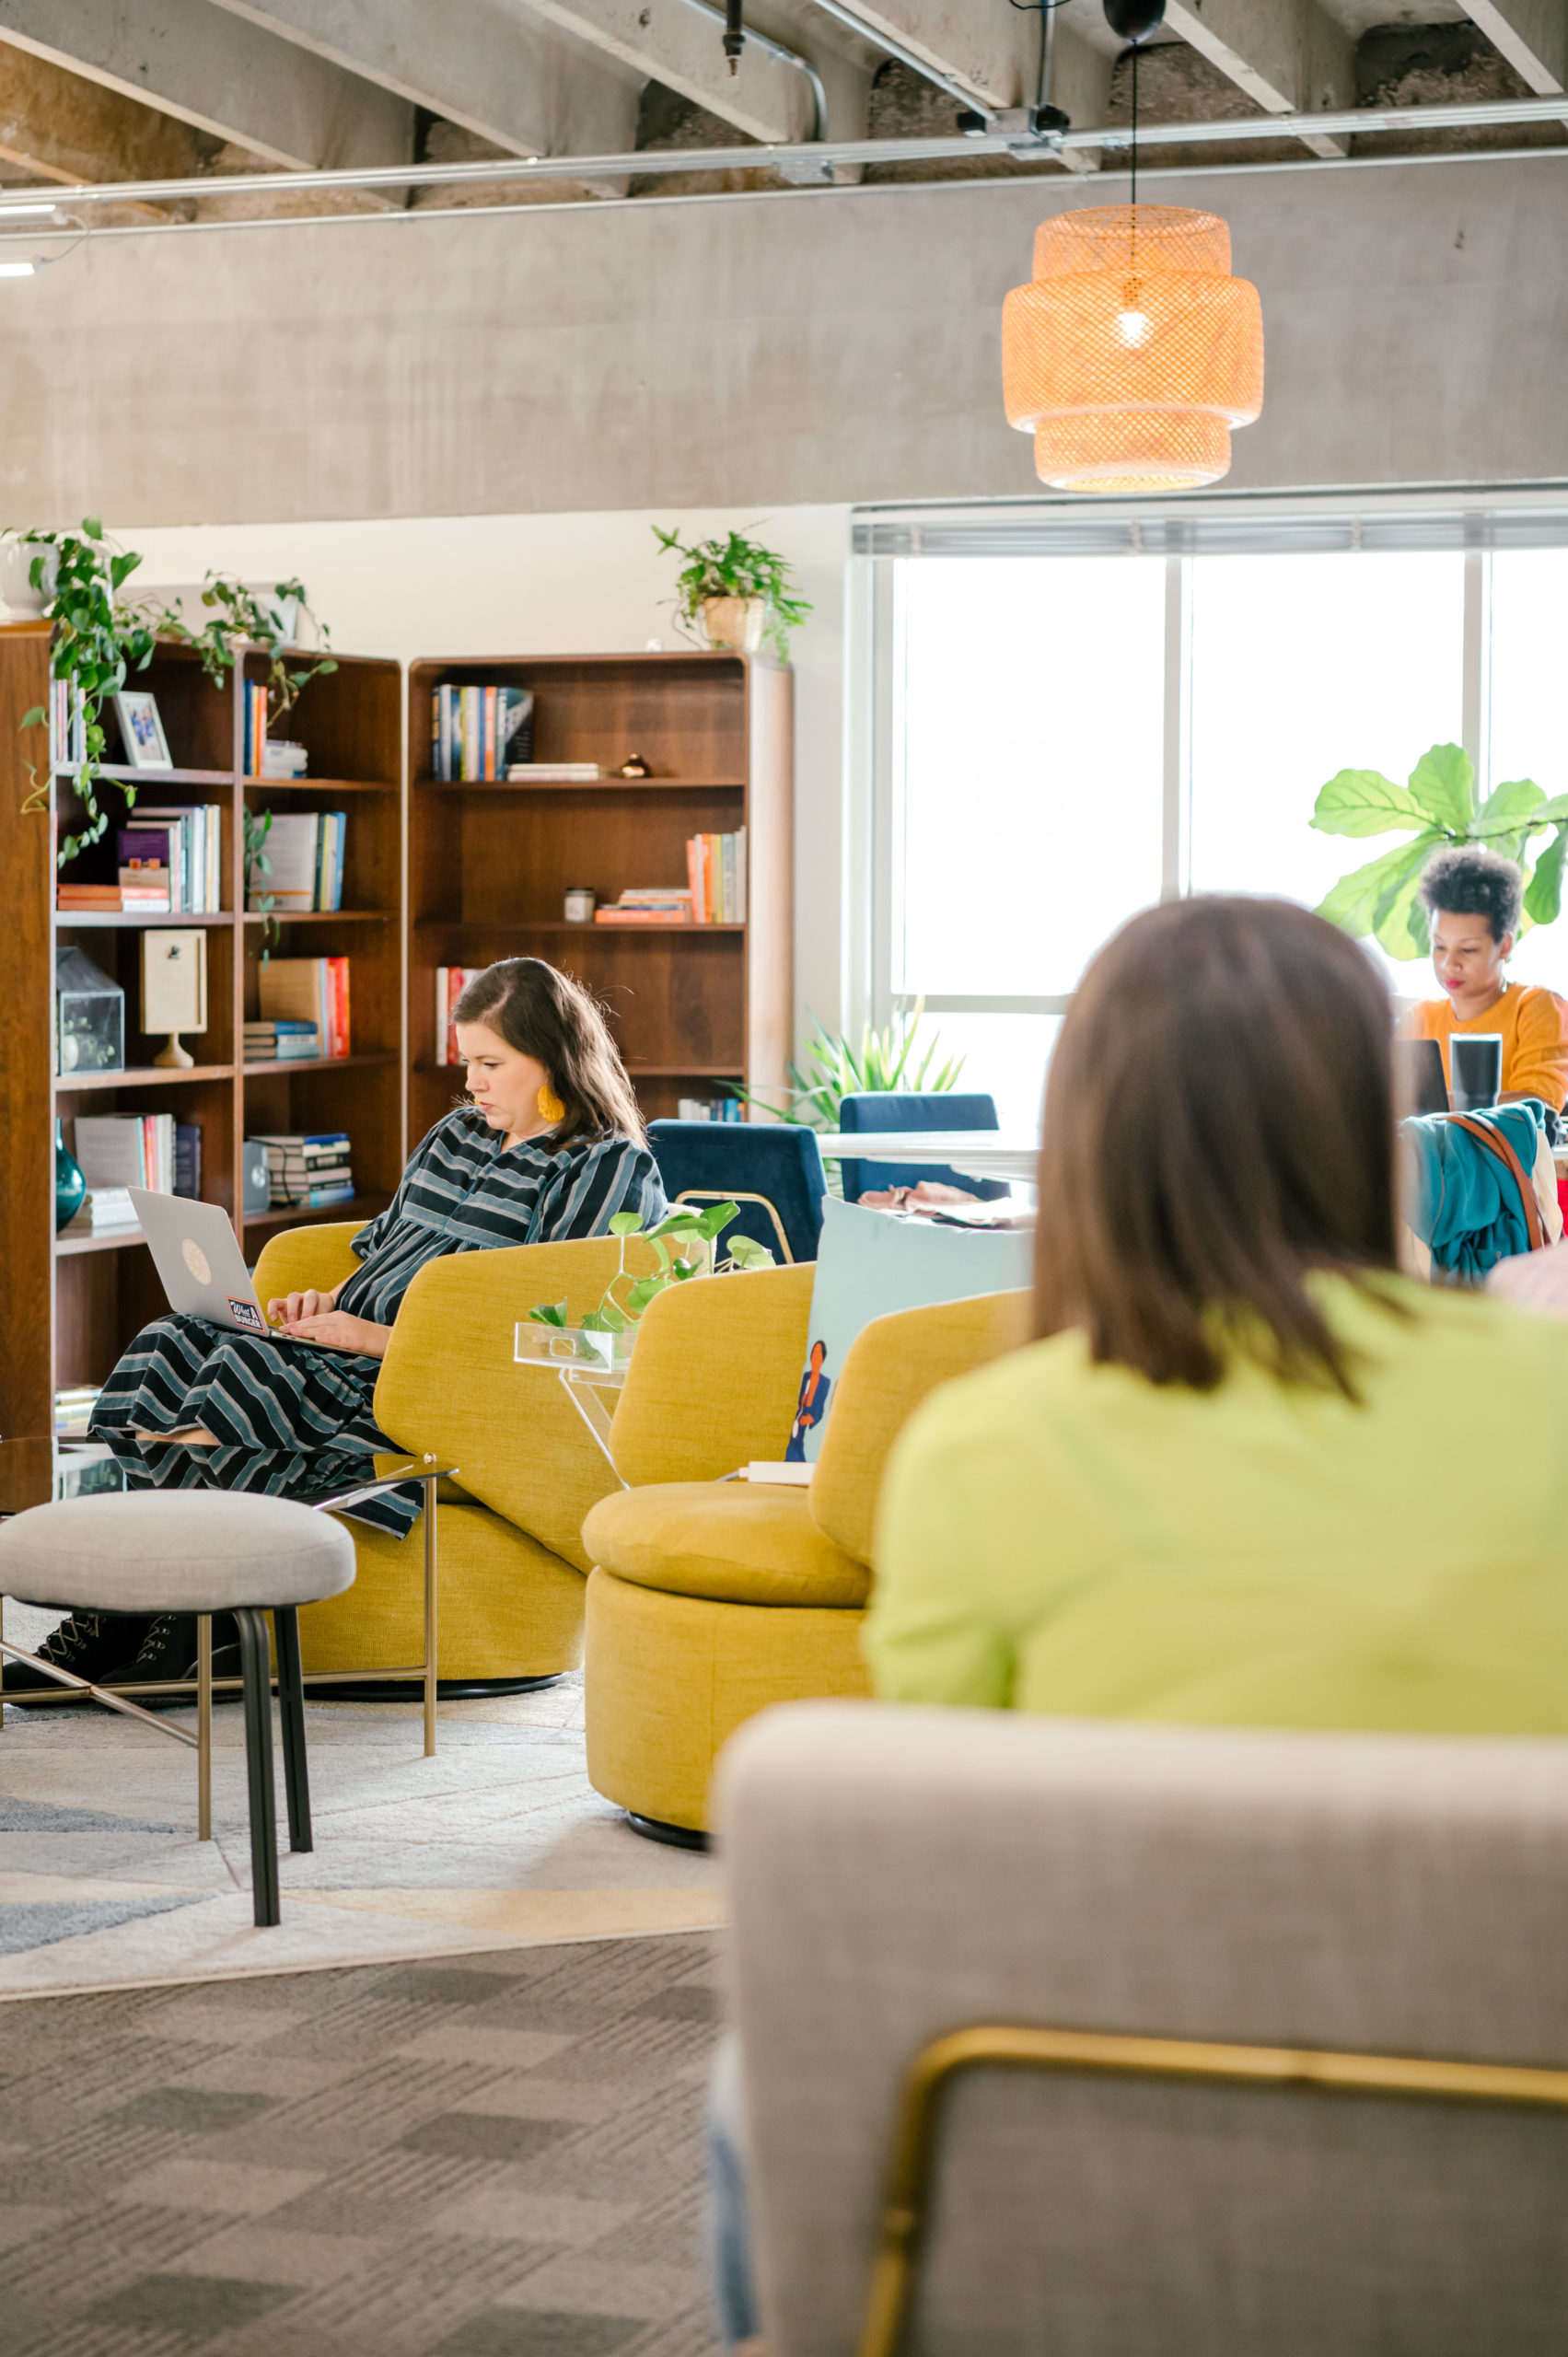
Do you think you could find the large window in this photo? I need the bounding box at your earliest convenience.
[873,514,1568,1132]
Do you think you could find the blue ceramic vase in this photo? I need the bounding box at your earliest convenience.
[54,1117,86,1232]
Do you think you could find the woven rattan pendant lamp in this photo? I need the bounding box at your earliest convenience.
[1002,0,1263,492]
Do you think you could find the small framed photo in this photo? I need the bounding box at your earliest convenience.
[113,690,172,770]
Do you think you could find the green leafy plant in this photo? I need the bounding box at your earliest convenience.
[243,804,278,956]
[1313,743,1568,958]
[146,571,335,723]
[529,1200,773,1340]
[15,519,159,863]
[653,524,812,663]
[730,998,967,1132]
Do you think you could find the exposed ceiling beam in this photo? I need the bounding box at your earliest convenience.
[0,41,210,186]
[1460,0,1566,92]
[803,0,1030,107]
[519,0,819,143]
[0,0,413,171]
[207,0,642,162]
[1159,0,1355,158]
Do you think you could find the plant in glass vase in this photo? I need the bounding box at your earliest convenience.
[528,1200,773,1367]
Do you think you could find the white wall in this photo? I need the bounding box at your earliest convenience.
[113,503,854,1061]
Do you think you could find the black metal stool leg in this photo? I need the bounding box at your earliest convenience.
[273,1606,312,1853]
[236,1607,280,1928]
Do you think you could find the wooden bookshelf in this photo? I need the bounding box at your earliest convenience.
[406,652,792,1140]
[0,627,404,1440]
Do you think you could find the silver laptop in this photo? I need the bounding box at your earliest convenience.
[128,1189,277,1339]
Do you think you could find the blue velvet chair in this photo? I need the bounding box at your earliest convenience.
[836,1091,1010,1203]
[646,1120,828,1264]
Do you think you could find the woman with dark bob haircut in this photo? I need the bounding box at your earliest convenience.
[868,896,1568,1732]
[47,960,666,1696]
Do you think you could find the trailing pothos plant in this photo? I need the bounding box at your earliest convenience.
[1313,741,1568,958]
[653,523,812,664]
[13,517,334,867]
[529,1200,773,1342]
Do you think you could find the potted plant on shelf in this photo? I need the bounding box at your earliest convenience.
[10,517,334,866]
[653,524,812,663]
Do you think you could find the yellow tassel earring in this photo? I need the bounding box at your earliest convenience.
[537,1082,566,1124]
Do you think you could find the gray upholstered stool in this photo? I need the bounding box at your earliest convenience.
[0,1491,355,1927]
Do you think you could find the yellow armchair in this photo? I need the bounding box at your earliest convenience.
[582,1274,1030,1836]
[251,1222,654,1685]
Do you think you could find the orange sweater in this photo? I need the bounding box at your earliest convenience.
[1404,982,1568,1110]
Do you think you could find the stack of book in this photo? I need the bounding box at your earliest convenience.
[108,809,225,912]
[58,880,165,917]
[246,810,346,912]
[51,679,87,768]
[686,830,747,923]
[244,1018,320,1064]
[61,1187,140,1236]
[75,1112,190,1194]
[53,1385,101,1436]
[431,685,534,780]
[595,888,693,926]
[258,957,349,1059]
[505,762,602,783]
[435,967,483,1064]
[251,1131,354,1209]
[243,686,310,777]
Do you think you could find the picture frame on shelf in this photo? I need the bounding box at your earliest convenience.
[112,689,173,770]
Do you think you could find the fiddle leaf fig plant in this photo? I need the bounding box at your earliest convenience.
[653,524,812,663]
[1313,741,1568,958]
[529,1201,773,1341]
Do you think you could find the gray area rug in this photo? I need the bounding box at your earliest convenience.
[1,1931,724,2355]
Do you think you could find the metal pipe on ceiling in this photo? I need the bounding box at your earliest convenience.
[4,90,1567,212]
[794,0,997,118]
[669,0,829,140]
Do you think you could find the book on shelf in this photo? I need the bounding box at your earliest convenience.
[58,885,157,913]
[74,1112,178,1193]
[257,957,349,1058]
[244,1018,320,1063]
[677,1097,742,1122]
[435,967,483,1065]
[174,1122,202,1200]
[247,810,345,912]
[115,807,225,914]
[684,830,748,923]
[595,888,693,926]
[504,762,602,783]
[62,1187,140,1234]
[250,1130,354,1208]
[51,679,87,769]
[431,685,535,781]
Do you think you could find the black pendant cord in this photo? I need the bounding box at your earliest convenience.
[1131,41,1139,215]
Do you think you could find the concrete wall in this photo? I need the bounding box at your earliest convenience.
[14,151,1568,528]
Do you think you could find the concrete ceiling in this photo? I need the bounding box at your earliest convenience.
[0,0,1557,221]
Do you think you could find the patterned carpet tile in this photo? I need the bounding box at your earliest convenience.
[6,1934,724,2357]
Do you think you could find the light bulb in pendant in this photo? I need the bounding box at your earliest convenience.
[1116,305,1152,348]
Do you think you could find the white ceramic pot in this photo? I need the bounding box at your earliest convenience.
[701,595,766,655]
[0,537,55,617]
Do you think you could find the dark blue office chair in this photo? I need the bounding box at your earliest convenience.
[836,1092,1011,1203]
[646,1120,828,1264]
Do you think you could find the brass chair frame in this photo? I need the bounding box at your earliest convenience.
[859,2022,1568,2357]
[674,1187,796,1263]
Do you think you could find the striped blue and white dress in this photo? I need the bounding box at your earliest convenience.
[90,1110,665,1530]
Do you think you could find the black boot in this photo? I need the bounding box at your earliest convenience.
[2,1610,150,1698]
[115,1612,242,1699]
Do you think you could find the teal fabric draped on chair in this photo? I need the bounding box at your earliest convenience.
[1400,1101,1548,1281]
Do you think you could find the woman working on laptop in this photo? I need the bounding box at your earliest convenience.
[90,955,663,1464]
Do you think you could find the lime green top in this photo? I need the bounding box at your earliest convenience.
[868,1273,1568,1733]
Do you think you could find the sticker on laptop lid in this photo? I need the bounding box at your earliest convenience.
[181,1238,212,1285]
[226,1297,266,1334]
